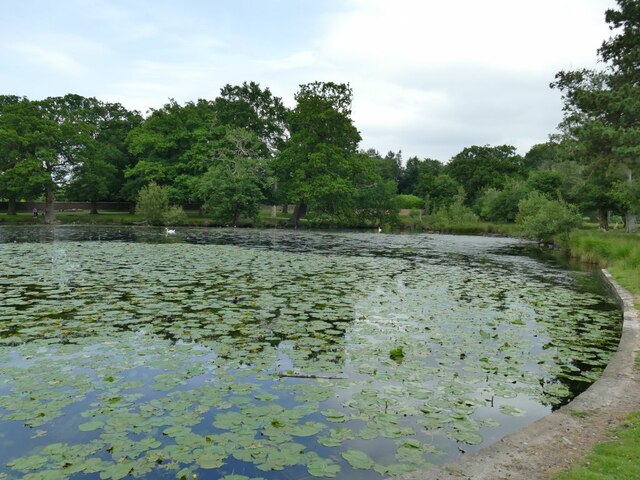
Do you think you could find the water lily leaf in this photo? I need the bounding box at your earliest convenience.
[341,449,375,469]
[307,457,341,477]
[78,420,104,432]
[7,454,49,472]
[321,409,347,423]
[196,452,226,469]
[500,405,526,417]
[288,422,326,437]
[318,427,354,447]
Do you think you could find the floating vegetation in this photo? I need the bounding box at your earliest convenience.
[0,227,621,479]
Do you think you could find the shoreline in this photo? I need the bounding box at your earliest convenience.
[393,269,640,480]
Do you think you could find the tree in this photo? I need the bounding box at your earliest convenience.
[213,81,288,155]
[478,178,530,222]
[273,82,362,225]
[516,191,582,244]
[553,0,640,231]
[0,97,50,214]
[445,145,523,206]
[135,182,169,225]
[398,156,442,194]
[36,94,109,223]
[66,101,142,213]
[414,173,460,212]
[0,95,91,222]
[197,128,269,225]
[125,99,220,204]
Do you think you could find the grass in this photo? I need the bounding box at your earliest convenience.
[397,215,524,237]
[555,228,640,479]
[0,209,294,228]
[567,230,640,300]
[554,413,640,480]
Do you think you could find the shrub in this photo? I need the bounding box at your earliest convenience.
[516,191,582,243]
[392,194,424,210]
[427,194,479,231]
[136,183,169,225]
[162,205,187,226]
[478,179,530,222]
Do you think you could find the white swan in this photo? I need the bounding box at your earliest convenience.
[165,228,176,235]
[378,226,382,233]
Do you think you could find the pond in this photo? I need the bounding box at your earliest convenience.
[0,226,621,480]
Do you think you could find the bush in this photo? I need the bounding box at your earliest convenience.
[478,179,530,222]
[136,183,169,225]
[392,194,424,209]
[516,192,582,243]
[162,205,187,226]
[429,199,479,230]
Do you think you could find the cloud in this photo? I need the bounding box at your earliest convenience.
[259,51,320,71]
[307,0,616,160]
[3,43,85,75]
[0,0,618,162]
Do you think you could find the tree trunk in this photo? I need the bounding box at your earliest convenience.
[290,202,307,228]
[7,197,16,215]
[90,199,98,215]
[624,168,637,233]
[598,207,609,231]
[271,205,276,218]
[626,212,637,233]
[233,211,240,227]
[45,185,56,224]
[282,204,289,214]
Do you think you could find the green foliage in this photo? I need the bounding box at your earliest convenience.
[355,178,398,226]
[516,192,582,243]
[426,190,479,231]
[446,145,523,205]
[526,169,563,197]
[417,174,460,212]
[478,179,530,222]
[273,82,362,224]
[125,98,220,203]
[392,194,424,209]
[398,156,442,194]
[198,158,266,225]
[162,206,187,226]
[568,230,640,297]
[213,81,288,154]
[135,182,170,225]
[552,0,640,229]
[197,128,270,225]
[555,413,640,480]
[389,347,404,362]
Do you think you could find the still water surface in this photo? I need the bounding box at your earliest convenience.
[0,226,621,479]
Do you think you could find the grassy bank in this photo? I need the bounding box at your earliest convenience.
[0,209,293,228]
[555,229,640,479]
[568,230,640,301]
[555,413,640,480]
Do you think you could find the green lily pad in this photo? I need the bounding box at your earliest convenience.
[341,449,375,469]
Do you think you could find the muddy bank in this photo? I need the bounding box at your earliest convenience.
[394,269,640,480]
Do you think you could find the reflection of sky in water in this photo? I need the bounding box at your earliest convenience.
[0,226,621,479]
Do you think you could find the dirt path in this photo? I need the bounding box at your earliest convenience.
[394,270,640,480]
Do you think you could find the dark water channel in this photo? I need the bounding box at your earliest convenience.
[0,226,621,479]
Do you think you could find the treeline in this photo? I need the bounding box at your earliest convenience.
[0,1,638,234]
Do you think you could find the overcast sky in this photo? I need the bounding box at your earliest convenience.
[0,0,617,162]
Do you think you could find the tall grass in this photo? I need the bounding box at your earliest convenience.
[568,230,640,297]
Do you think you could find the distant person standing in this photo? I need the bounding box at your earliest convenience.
[32,207,38,223]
